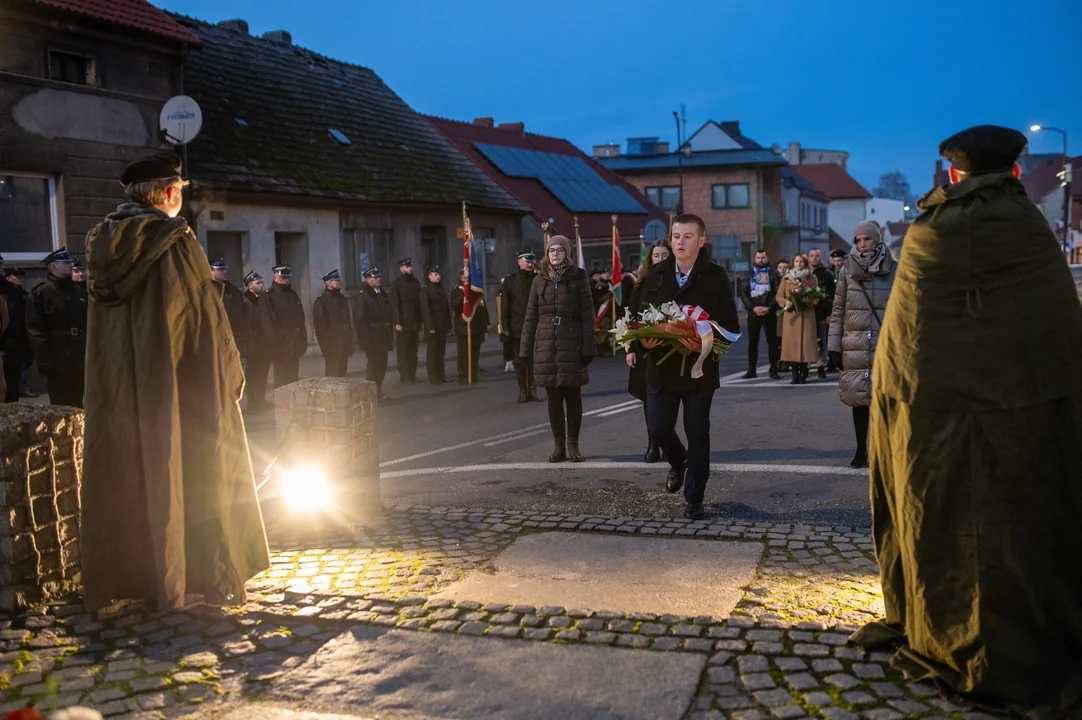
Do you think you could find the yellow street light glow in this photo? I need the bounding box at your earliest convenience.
[1031,125,1042,132]
[279,465,331,511]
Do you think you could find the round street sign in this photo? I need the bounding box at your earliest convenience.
[159,95,203,145]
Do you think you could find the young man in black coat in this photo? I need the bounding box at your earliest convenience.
[631,214,740,520]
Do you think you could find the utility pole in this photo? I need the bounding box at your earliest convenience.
[1031,125,1071,257]
[673,111,684,215]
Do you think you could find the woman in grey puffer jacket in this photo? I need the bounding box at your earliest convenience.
[828,220,896,468]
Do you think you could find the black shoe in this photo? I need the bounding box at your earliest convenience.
[528,391,544,402]
[768,369,780,380]
[850,451,868,469]
[684,502,706,521]
[517,390,528,404]
[549,438,567,463]
[817,366,827,379]
[790,367,800,385]
[665,462,686,493]
[742,369,757,380]
[644,440,661,464]
[799,365,809,384]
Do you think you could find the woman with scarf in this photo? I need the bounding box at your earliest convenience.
[775,253,819,384]
[626,238,671,462]
[828,220,895,468]
[520,235,596,463]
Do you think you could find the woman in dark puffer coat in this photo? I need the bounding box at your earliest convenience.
[828,220,896,468]
[520,234,596,463]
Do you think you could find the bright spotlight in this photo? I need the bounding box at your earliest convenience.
[1030,125,1042,132]
[279,465,331,511]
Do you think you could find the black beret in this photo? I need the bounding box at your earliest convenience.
[120,152,183,187]
[939,125,1027,175]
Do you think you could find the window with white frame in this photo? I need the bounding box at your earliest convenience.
[0,173,60,261]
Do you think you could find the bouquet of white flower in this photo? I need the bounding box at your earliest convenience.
[611,302,740,378]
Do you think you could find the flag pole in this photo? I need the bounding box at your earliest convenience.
[463,201,473,386]
[667,210,675,239]
[467,315,472,386]
[611,214,618,326]
[542,221,550,252]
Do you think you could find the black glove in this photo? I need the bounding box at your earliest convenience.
[581,355,594,367]
[829,351,843,369]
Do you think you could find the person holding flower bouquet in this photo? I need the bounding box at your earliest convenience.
[626,238,672,463]
[629,214,740,520]
[775,253,822,384]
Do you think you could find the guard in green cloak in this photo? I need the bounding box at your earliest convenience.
[852,125,1082,717]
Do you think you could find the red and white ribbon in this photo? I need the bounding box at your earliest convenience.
[679,305,742,379]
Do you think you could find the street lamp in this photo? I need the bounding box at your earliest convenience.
[674,111,684,214]
[1031,125,1072,256]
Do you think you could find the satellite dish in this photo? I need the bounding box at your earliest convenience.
[159,95,203,145]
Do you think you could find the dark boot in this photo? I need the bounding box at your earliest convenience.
[817,366,827,379]
[768,367,780,380]
[644,439,661,464]
[799,364,809,384]
[790,366,800,385]
[549,438,566,463]
[742,369,757,379]
[517,389,528,404]
[567,438,583,463]
[665,461,686,493]
[850,449,868,468]
[528,387,543,402]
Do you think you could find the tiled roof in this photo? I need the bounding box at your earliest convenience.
[886,222,910,238]
[1021,156,1081,204]
[597,148,786,173]
[792,164,872,200]
[1019,152,1062,175]
[174,17,525,212]
[428,116,667,239]
[27,0,199,44]
[782,166,827,199]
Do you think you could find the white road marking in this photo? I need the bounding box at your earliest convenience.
[728,381,837,389]
[482,428,551,447]
[597,404,643,418]
[381,398,644,467]
[719,365,769,382]
[380,461,866,480]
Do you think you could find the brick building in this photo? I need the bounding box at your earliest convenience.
[0,0,198,267]
[595,121,786,273]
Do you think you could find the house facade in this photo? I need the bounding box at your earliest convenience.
[596,120,786,273]
[779,166,830,260]
[175,17,526,341]
[0,0,197,268]
[791,164,872,245]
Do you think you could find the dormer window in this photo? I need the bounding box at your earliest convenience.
[48,50,96,86]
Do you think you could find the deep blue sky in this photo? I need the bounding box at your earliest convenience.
[158,0,1081,195]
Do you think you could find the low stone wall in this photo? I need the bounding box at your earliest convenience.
[0,404,83,612]
[273,378,381,521]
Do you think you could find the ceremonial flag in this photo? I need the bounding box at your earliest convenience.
[574,217,586,271]
[611,217,623,305]
[461,203,485,322]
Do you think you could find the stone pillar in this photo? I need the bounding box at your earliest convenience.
[272,377,381,521]
[0,404,83,612]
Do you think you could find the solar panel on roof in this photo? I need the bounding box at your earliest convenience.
[474,143,646,214]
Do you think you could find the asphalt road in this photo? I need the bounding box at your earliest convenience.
[249,333,871,529]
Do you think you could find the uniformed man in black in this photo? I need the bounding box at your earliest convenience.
[72,260,87,293]
[25,248,87,407]
[242,271,271,413]
[391,257,423,384]
[259,264,307,388]
[0,261,32,403]
[313,268,353,378]
[353,267,393,402]
[419,265,451,384]
[210,258,248,359]
[501,250,541,402]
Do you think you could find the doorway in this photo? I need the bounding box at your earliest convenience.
[205,231,246,288]
[274,230,310,309]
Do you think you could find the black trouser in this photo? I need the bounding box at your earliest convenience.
[426,332,447,382]
[456,334,483,383]
[853,405,870,456]
[647,385,714,504]
[396,329,419,381]
[245,354,271,410]
[272,356,300,388]
[513,339,535,393]
[366,348,388,393]
[325,352,349,378]
[502,336,516,363]
[47,370,84,409]
[746,309,779,371]
[3,363,20,402]
[545,386,583,439]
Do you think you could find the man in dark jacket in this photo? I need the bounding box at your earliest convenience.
[451,269,489,384]
[25,248,87,407]
[808,248,836,377]
[391,257,423,384]
[501,250,541,402]
[736,249,780,380]
[829,249,846,280]
[313,269,353,377]
[633,214,740,520]
[0,264,31,403]
[259,265,307,388]
[243,271,271,413]
[211,258,248,359]
[353,267,393,402]
[419,266,451,384]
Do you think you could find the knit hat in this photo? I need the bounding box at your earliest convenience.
[546,235,573,264]
[852,220,882,243]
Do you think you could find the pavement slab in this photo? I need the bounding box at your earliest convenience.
[271,625,705,720]
[430,532,763,617]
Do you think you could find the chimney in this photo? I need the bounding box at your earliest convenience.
[720,121,741,136]
[498,122,525,134]
[472,117,494,128]
[262,30,292,45]
[788,141,801,165]
[592,143,620,159]
[217,19,249,33]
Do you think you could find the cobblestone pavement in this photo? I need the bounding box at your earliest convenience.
[0,506,1004,720]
